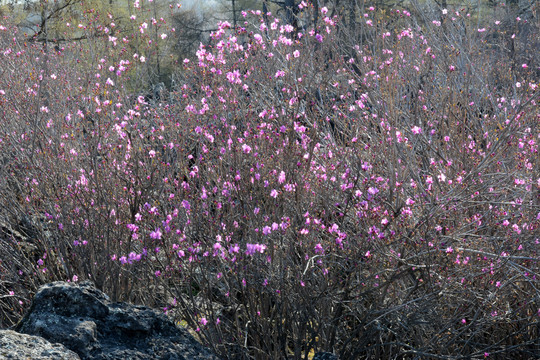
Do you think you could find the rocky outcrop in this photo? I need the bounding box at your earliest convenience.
[13,280,219,360]
[0,330,80,359]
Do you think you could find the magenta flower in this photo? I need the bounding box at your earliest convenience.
[150,228,162,240]
[128,252,141,262]
[246,243,267,255]
[182,200,190,211]
[242,144,252,153]
[329,223,339,233]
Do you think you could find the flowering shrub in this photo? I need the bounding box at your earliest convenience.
[0,2,538,359]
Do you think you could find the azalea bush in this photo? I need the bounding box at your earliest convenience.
[0,1,539,359]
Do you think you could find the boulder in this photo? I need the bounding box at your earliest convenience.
[0,330,80,359]
[14,280,220,360]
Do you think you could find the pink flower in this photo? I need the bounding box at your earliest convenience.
[270,189,278,198]
[182,200,191,211]
[150,228,162,240]
[283,24,294,33]
[411,126,422,134]
[278,171,286,184]
[242,144,252,153]
[246,243,267,255]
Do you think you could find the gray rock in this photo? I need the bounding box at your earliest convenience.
[0,329,81,359]
[15,281,219,360]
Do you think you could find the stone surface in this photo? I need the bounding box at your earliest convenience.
[0,329,81,359]
[14,280,220,360]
